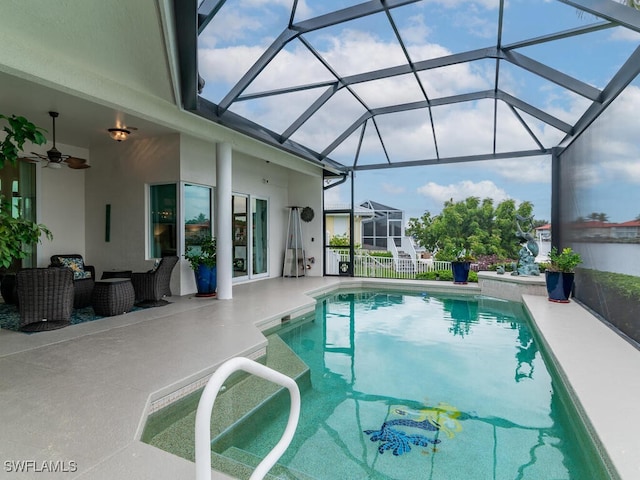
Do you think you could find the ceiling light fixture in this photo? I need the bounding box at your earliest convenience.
[108,128,130,142]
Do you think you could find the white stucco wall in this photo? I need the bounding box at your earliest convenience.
[84,134,180,291]
[35,141,90,267]
[178,135,217,294]
[287,170,324,277]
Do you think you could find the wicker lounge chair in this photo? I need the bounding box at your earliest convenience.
[49,254,96,308]
[131,256,178,305]
[16,268,74,332]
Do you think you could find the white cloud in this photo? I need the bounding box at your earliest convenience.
[416,180,512,204]
[606,160,640,184]
[382,183,406,195]
[323,183,344,206]
[400,14,431,44]
[609,26,640,42]
[479,157,551,184]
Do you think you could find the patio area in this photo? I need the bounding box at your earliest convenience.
[1,277,639,479]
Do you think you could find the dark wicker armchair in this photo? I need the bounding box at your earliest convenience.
[49,254,96,308]
[131,256,179,304]
[16,268,74,332]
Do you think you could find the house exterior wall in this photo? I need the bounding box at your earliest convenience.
[288,170,323,277]
[0,1,326,295]
[324,214,365,246]
[85,134,181,292]
[36,141,90,266]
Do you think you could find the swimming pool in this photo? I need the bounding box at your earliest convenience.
[211,290,613,479]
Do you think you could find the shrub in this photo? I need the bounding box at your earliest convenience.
[368,251,392,258]
[415,269,477,283]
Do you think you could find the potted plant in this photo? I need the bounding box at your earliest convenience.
[544,247,582,303]
[185,236,217,297]
[0,114,51,303]
[437,246,476,285]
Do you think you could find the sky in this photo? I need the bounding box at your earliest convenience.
[196,0,640,224]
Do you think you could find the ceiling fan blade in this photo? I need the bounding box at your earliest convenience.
[31,151,48,160]
[64,156,88,167]
[68,162,91,170]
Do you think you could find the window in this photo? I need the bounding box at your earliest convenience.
[184,184,213,254]
[149,184,177,258]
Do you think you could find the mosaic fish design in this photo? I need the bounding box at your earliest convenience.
[364,404,462,456]
[364,418,441,455]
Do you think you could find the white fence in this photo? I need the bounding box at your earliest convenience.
[326,248,451,279]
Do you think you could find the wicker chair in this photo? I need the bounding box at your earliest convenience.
[131,256,179,304]
[49,254,96,308]
[16,268,74,332]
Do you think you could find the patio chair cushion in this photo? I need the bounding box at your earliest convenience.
[49,254,96,308]
[55,256,92,280]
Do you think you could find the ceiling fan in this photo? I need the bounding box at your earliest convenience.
[20,111,90,169]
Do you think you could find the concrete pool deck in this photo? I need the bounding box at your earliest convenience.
[0,276,638,479]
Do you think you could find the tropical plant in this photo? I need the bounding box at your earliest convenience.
[0,196,52,269]
[0,114,47,169]
[0,114,51,269]
[406,197,544,259]
[185,236,217,270]
[547,247,582,273]
[435,246,475,262]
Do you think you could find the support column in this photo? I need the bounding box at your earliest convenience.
[551,147,561,252]
[216,142,233,299]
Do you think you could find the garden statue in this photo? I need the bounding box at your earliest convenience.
[511,214,540,276]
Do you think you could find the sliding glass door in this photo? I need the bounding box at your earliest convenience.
[232,195,248,278]
[232,194,268,280]
[252,197,268,277]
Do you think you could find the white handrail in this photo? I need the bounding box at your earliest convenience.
[195,357,301,480]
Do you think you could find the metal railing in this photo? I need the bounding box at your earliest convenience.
[195,357,301,480]
[326,248,451,279]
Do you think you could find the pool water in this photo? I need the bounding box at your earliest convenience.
[216,290,612,479]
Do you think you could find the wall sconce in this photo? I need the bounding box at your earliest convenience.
[108,128,130,142]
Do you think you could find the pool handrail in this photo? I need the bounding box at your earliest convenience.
[194,356,301,480]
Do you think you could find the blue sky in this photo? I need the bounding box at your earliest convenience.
[197,0,640,224]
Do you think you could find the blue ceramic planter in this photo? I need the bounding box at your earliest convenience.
[545,271,574,303]
[451,261,471,284]
[195,264,217,297]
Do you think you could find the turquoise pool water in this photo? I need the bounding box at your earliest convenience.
[218,290,612,479]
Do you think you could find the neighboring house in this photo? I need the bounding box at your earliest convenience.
[612,220,640,239]
[324,203,375,246]
[568,220,640,240]
[535,224,551,242]
[0,3,325,298]
[360,200,405,250]
[571,221,613,239]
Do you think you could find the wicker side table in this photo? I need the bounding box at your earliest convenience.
[91,278,135,316]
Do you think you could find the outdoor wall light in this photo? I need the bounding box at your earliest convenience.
[108,128,130,142]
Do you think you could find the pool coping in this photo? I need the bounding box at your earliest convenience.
[523,294,640,480]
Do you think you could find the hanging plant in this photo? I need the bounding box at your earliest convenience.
[300,206,315,222]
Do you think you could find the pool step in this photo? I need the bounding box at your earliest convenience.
[143,333,310,473]
[210,334,310,442]
[220,447,315,480]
